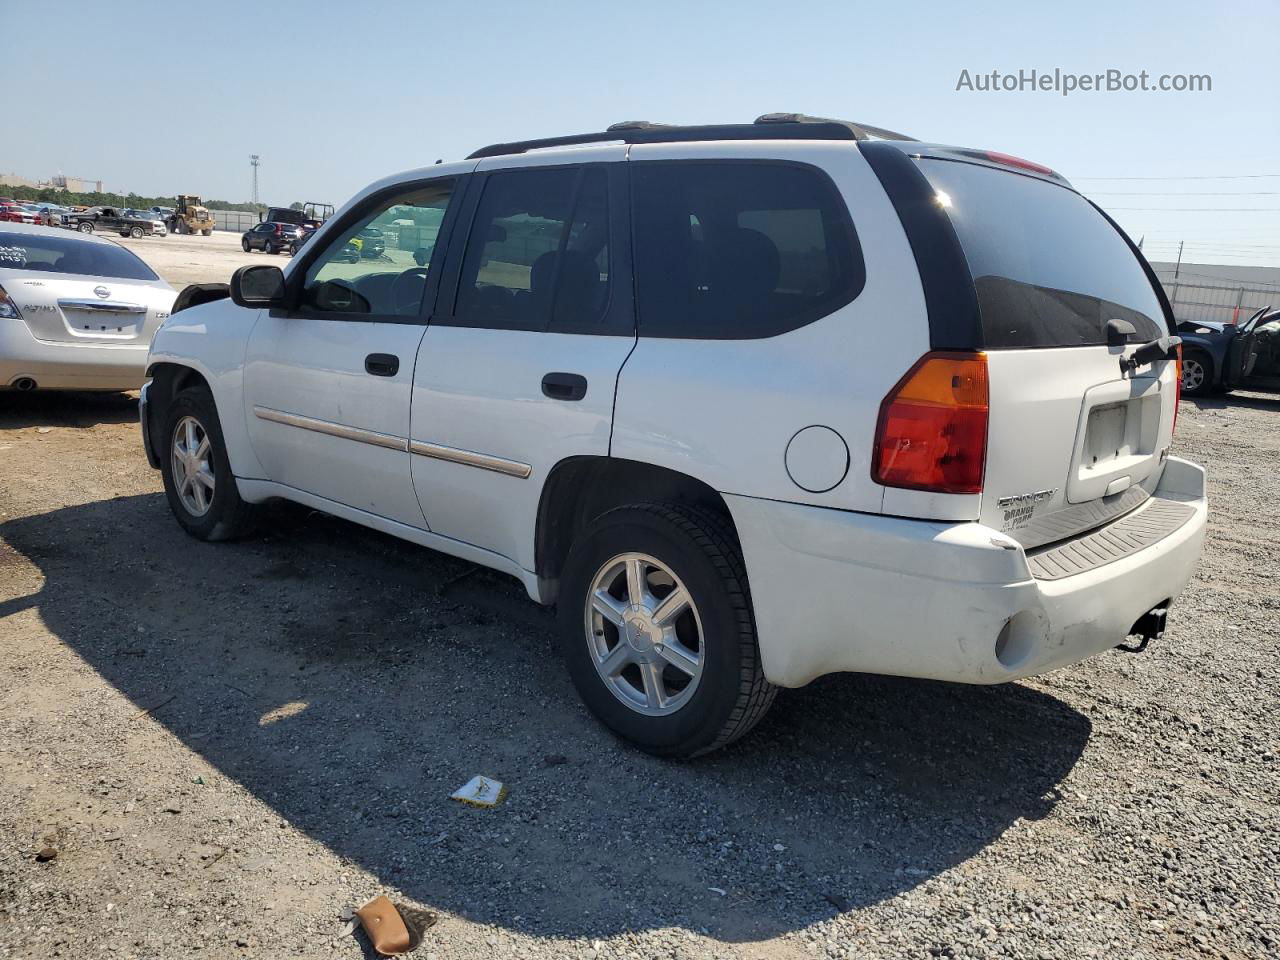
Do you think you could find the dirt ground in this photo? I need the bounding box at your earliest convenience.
[111,230,269,288]
[1,241,1278,959]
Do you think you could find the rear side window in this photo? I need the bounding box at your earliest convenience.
[631,161,863,339]
[917,159,1164,348]
[0,231,158,281]
[453,166,611,331]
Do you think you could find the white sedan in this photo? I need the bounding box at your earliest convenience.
[1,223,176,391]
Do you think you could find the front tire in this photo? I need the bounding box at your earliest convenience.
[160,386,258,541]
[558,503,776,757]
[201,229,212,236]
[1182,350,1213,397]
[77,221,93,233]
[242,237,252,252]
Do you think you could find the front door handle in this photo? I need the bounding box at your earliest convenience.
[542,372,588,401]
[365,353,399,377]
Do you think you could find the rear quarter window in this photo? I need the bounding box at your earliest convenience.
[631,161,864,339]
[917,159,1164,348]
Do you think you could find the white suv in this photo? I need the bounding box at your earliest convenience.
[139,115,1207,756]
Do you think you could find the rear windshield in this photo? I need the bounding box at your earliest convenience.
[916,159,1164,348]
[0,231,159,281]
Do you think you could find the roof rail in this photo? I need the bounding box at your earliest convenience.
[466,114,915,160]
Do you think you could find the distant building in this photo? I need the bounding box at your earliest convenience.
[49,174,104,193]
[0,173,38,189]
[0,171,105,193]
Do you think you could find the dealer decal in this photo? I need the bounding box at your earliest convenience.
[997,488,1056,531]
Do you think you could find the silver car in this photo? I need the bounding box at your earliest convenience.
[0,223,175,391]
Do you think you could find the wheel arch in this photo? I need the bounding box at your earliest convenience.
[534,456,738,604]
[142,362,212,465]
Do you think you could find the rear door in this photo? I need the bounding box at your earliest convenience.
[907,157,1178,547]
[408,147,635,571]
[1226,307,1268,385]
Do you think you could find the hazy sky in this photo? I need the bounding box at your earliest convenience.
[4,0,1278,266]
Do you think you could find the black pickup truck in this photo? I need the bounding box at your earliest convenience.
[66,206,156,238]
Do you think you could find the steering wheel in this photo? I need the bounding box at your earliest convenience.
[391,267,430,314]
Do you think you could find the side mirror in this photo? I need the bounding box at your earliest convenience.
[230,264,286,308]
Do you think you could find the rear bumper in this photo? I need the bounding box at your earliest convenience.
[0,320,149,390]
[726,457,1208,688]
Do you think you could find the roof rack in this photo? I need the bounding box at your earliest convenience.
[466,113,915,160]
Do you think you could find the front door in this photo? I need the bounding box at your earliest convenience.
[409,149,635,571]
[242,173,465,528]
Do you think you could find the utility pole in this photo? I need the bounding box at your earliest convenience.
[1174,240,1183,279]
[249,155,260,205]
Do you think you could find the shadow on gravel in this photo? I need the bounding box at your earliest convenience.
[2,493,1092,944]
[0,390,139,429]
[1187,390,1280,413]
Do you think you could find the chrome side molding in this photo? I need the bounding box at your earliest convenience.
[252,405,531,478]
[252,406,408,452]
[409,439,532,479]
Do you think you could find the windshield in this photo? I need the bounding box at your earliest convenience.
[0,232,159,281]
[917,159,1165,348]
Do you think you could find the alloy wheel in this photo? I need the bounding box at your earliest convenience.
[171,415,215,516]
[584,552,704,717]
[1182,357,1205,392]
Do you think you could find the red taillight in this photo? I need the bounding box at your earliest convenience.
[1173,343,1183,434]
[873,352,989,494]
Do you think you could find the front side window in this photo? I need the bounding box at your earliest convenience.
[453,166,611,330]
[631,162,863,339]
[301,178,455,317]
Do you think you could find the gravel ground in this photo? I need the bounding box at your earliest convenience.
[1,238,1277,959]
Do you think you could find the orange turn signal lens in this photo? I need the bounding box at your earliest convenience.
[873,352,989,494]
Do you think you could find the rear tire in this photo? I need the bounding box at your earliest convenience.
[201,229,212,236]
[130,226,144,239]
[558,502,776,757]
[1181,350,1213,397]
[159,386,259,542]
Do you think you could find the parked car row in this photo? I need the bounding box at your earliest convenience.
[0,199,73,226]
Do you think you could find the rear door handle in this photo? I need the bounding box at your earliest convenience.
[541,372,588,401]
[365,353,399,377]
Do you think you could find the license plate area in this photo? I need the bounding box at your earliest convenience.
[1067,377,1164,503]
[60,305,146,341]
[1083,403,1132,466]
